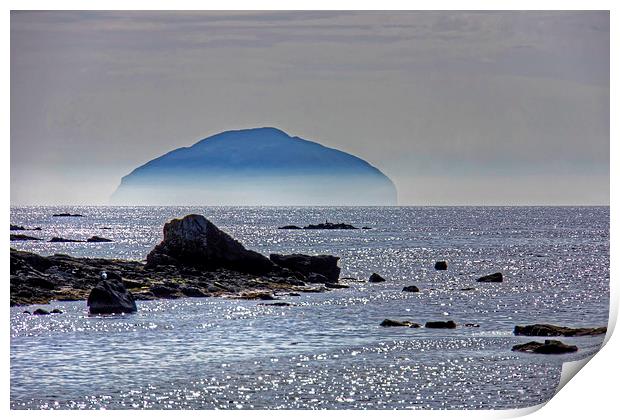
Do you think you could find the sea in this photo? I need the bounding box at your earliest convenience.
[9,206,610,410]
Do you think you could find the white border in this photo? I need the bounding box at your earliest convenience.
[3,1,616,419]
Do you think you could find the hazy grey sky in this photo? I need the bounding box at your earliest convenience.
[11,11,609,205]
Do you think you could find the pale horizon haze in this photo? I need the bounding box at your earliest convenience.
[10,11,610,205]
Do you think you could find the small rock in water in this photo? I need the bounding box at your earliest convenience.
[260,302,295,307]
[380,319,420,328]
[236,291,277,300]
[477,272,503,283]
[50,309,63,314]
[512,339,578,354]
[49,237,83,243]
[325,283,350,289]
[278,225,302,230]
[464,323,480,327]
[22,310,31,315]
[369,273,386,283]
[402,285,420,293]
[32,308,50,315]
[434,261,448,270]
[425,320,457,329]
[10,224,26,231]
[87,236,113,243]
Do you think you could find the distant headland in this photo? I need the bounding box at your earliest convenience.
[110,127,397,205]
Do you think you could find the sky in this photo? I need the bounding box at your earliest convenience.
[10,11,609,205]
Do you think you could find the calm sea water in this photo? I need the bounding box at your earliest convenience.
[10,206,609,409]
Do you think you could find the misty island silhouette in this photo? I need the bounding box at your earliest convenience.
[111,127,397,205]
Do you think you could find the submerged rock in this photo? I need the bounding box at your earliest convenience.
[52,213,84,217]
[260,302,295,307]
[87,279,137,315]
[270,253,340,283]
[425,320,457,329]
[434,261,448,270]
[477,272,503,283]
[512,340,578,354]
[50,237,83,243]
[402,285,420,293]
[147,214,274,275]
[369,273,386,283]
[303,222,358,230]
[380,319,421,328]
[513,324,607,337]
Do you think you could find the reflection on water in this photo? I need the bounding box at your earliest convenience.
[10,206,609,409]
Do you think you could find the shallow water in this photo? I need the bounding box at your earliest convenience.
[10,206,609,409]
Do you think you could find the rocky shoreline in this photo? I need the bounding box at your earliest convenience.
[10,214,343,307]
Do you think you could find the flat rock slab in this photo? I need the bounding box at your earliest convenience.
[512,340,578,354]
[514,324,607,337]
[380,319,420,328]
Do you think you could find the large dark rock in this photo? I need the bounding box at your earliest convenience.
[270,253,340,283]
[87,279,137,315]
[512,340,578,354]
[425,320,457,329]
[477,272,503,283]
[514,324,607,337]
[146,214,274,275]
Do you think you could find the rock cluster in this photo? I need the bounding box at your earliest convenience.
[10,214,342,306]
